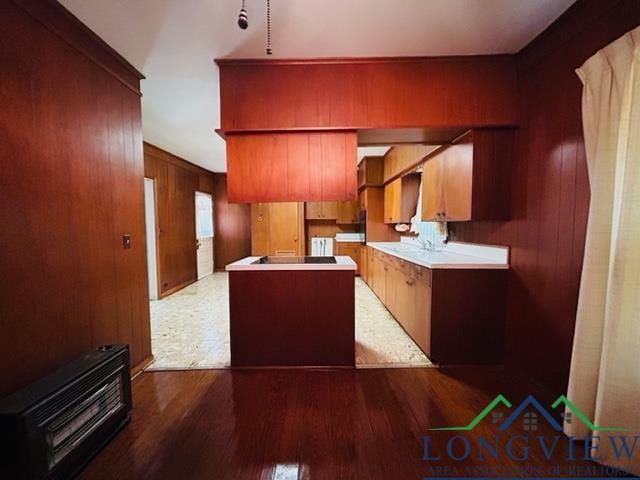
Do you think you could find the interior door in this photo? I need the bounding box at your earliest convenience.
[268,202,302,256]
[195,192,214,279]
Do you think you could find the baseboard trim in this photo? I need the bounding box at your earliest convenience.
[131,355,154,380]
[159,279,196,298]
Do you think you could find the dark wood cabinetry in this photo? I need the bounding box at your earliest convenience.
[217,57,518,131]
[226,131,357,203]
[365,247,505,364]
[421,129,513,222]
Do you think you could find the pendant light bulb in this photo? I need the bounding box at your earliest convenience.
[238,0,248,29]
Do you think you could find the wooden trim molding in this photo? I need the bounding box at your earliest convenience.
[131,355,154,379]
[9,0,144,95]
[215,53,515,66]
[159,279,196,299]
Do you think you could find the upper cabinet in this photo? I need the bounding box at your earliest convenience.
[383,173,421,224]
[226,131,357,203]
[358,156,384,190]
[305,202,338,220]
[421,129,514,222]
[306,200,359,223]
[383,145,439,183]
[216,58,518,131]
[336,200,360,224]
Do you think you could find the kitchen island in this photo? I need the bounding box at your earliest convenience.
[226,256,356,367]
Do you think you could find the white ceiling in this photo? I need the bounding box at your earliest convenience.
[59,0,576,172]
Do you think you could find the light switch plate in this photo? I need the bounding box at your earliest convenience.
[123,234,131,249]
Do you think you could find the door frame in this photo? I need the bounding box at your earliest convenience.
[195,191,214,279]
[144,177,161,300]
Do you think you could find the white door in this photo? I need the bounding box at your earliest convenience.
[195,192,214,279]
[144,178,158,300]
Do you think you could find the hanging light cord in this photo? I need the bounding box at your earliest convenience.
[266,0,272,55]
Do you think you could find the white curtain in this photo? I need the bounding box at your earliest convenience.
[566,26,640,475]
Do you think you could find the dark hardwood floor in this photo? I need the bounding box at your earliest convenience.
[77,367,622,480]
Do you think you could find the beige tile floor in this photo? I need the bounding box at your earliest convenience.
[146,273,431,370]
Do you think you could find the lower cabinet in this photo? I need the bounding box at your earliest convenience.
[359,245,367,280]
[336,242,361,275]
[365,246,505,364]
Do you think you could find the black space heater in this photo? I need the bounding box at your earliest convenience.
[0,344,132,479]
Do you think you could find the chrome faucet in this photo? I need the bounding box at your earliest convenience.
[416,236,433,251]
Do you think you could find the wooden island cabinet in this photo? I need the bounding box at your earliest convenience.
[365,246,506,364]
[227,257,357,367]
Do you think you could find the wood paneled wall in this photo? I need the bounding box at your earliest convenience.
[0,0,150,396]
[143,143,215,297]
[453,0,640,392]
[217,56,518,131]
[213,174,252,270]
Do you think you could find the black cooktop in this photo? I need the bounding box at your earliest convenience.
[252,256,337,265]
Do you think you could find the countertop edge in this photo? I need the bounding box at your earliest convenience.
[226,256,357,271]
[366,243,510,270]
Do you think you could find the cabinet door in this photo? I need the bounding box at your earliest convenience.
[322,201,339,220]
[412,269,432,355]
[385,265,403,320]
[251,203,270,256]
[383,178,401,224]
[404,268,431,355]
[421,154,444,221]
[337,200,359,224]
[360,246,367,279]
[227,132,356,202]
[442,140,473,221]
[372,253,387,303]
[268,202,302,256]
[366,247,374,287]
[305,202,323,219]
[337,243,360,274]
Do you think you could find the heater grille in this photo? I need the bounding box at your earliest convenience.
[34,356,125,425]
[0,345,132,480]
[45,376,124,470]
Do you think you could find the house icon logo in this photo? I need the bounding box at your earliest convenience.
[429,394,626,432]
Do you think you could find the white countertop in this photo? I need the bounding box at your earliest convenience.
[226,256,357,271]
[367,240,509,270]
